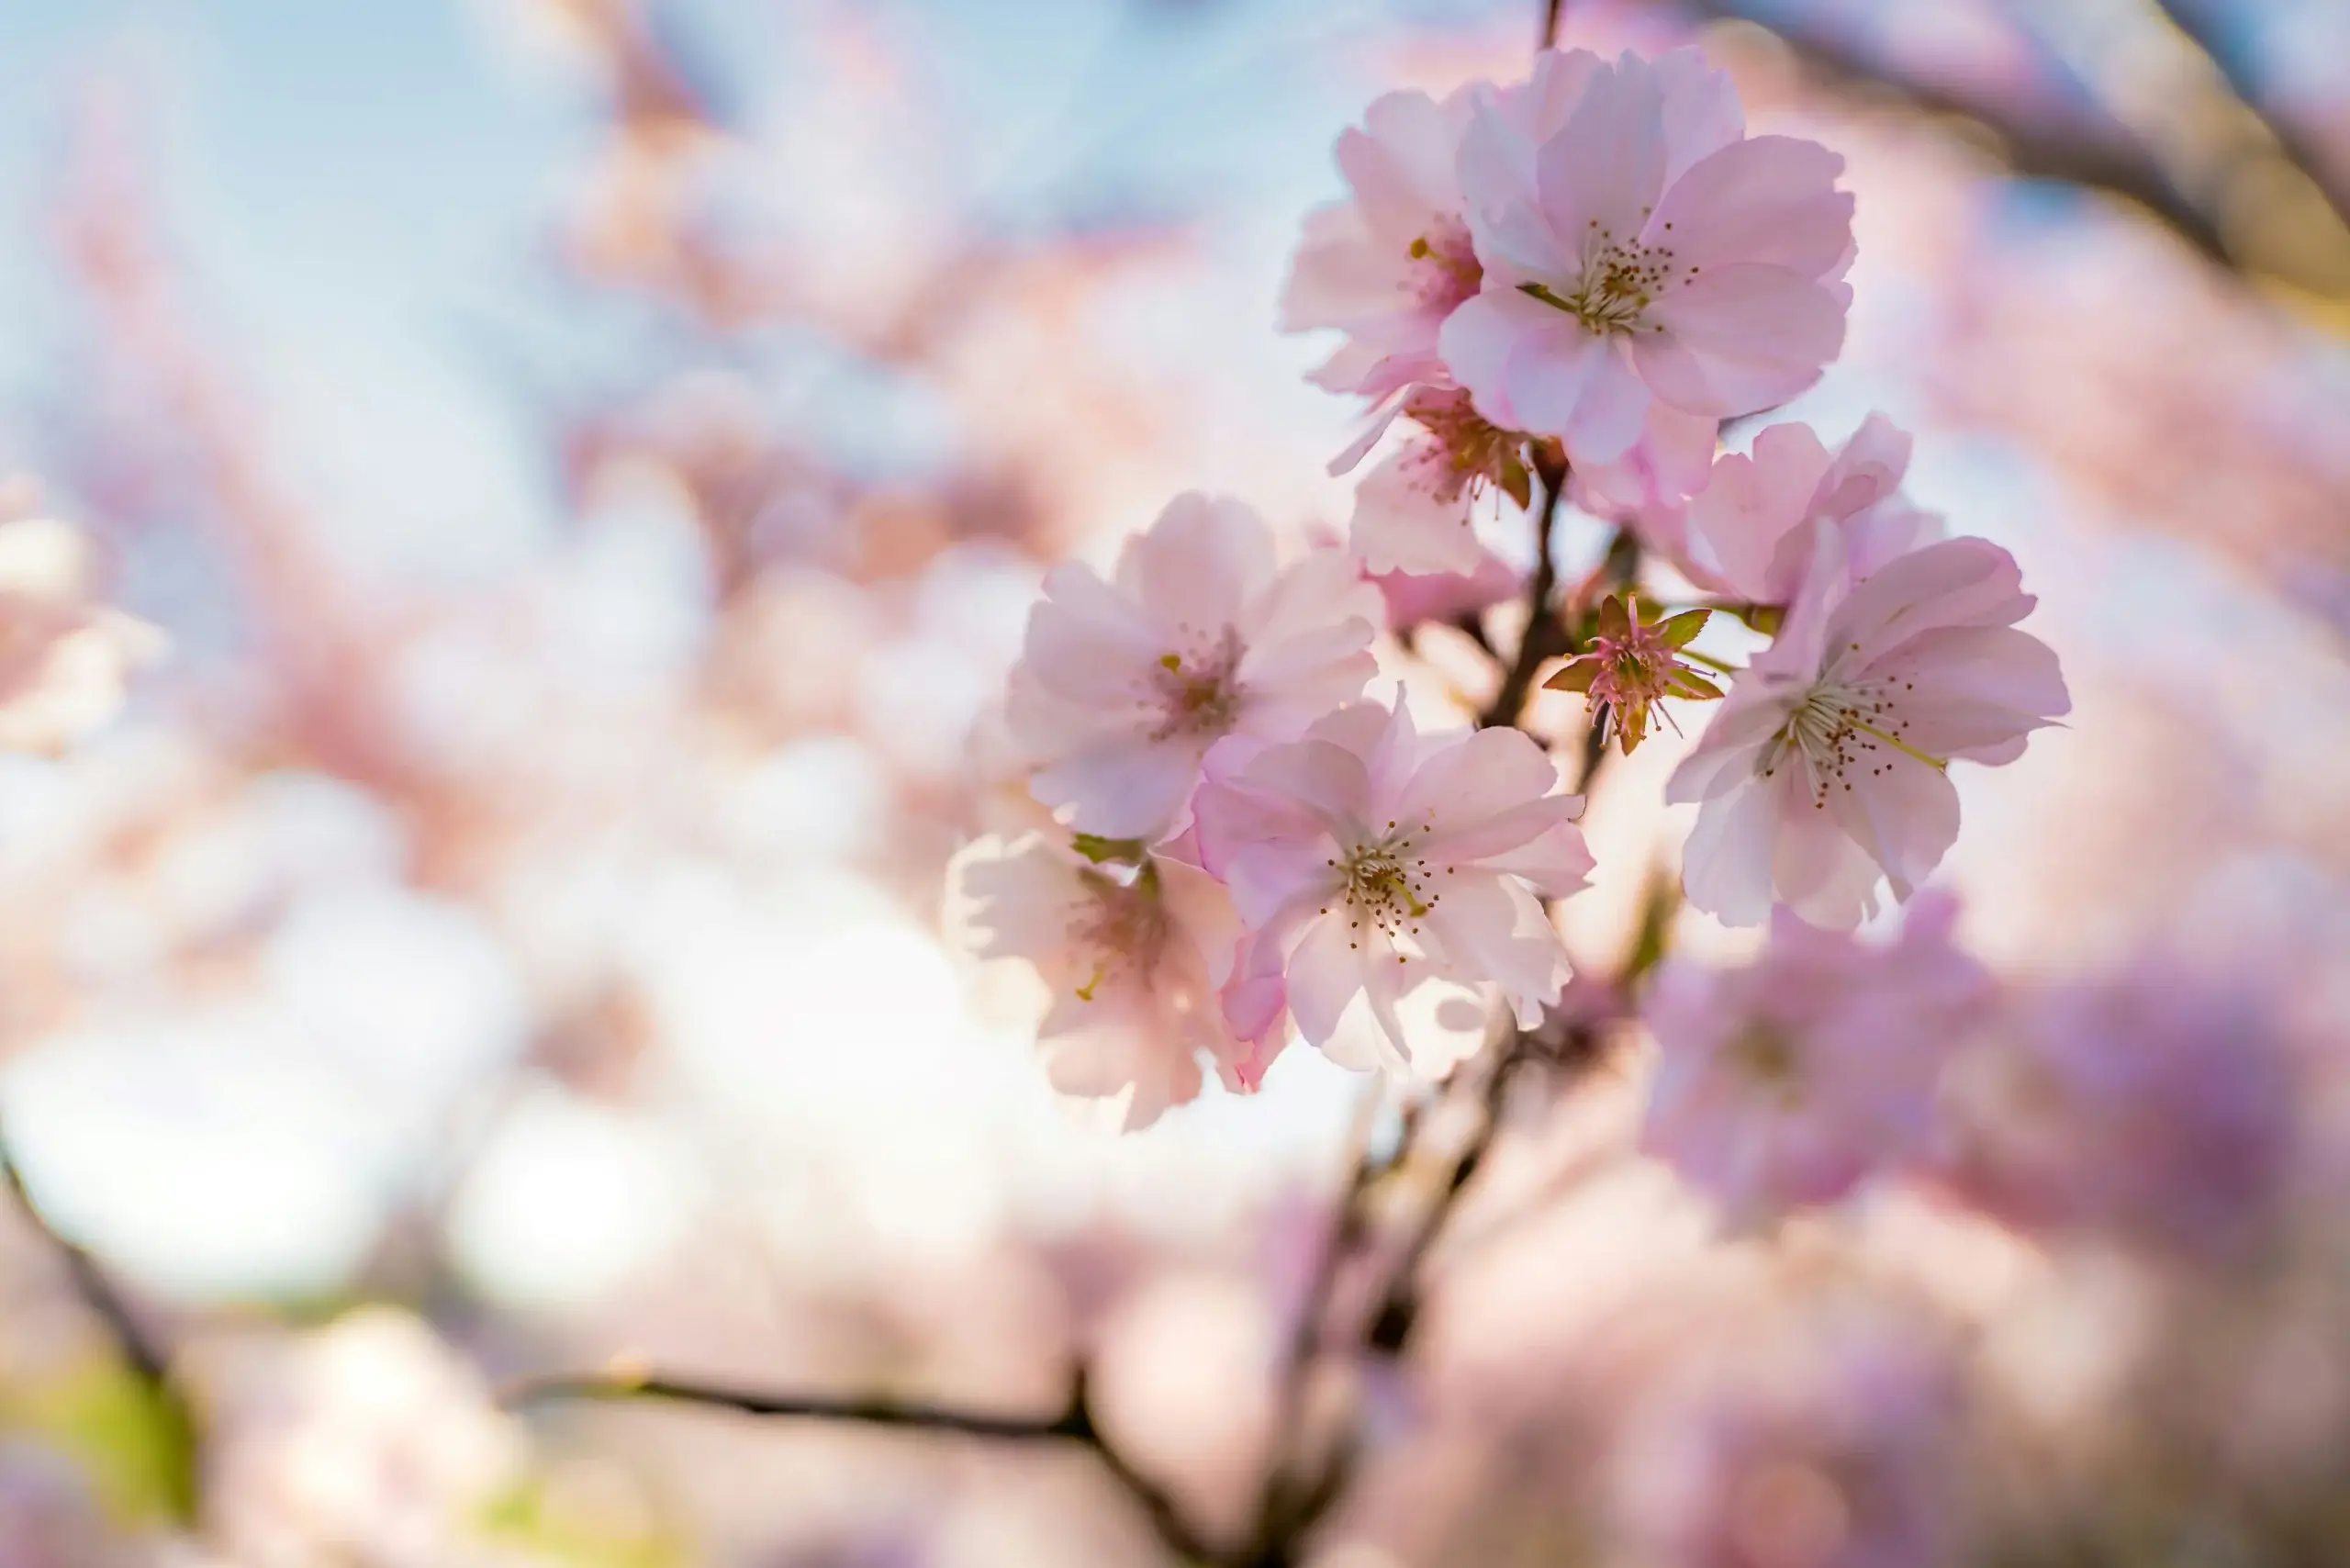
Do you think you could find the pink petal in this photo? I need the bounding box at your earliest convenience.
[1645,135,1852,278]
[1350,442,1487,577]
[1639,265,1848,415]
[1114,492,1275,637]
[1023,563,1162,705]
[1679,768,1787,927]
[1438,286,1578,429]
[1285,912,1374,1048]
[1651,46,1746,181]
[1533,57,1669,254]
[1032,733,1208,839]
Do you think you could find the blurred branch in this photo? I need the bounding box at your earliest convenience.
[1247,1082,1386,1560]
[1665,0,2233,265]
[2138,0,2350,237]
[1478,454,1571,729]
[1543,0,1567,50]
[0,1126,169,1387]
[511,1365,1216,1562]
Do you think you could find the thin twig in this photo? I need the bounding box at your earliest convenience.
[1361,1029,1532,1358]
[0,1125,169,1385]
[510,1367,1218,1562]
[1542,0,1567,50]
[1479,455,1570,730]
[1245,1082,1386,1560]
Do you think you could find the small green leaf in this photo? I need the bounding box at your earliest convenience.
[1070,834,1146,865]
[1667,670,1724,700]
[1659,608,1712,646]
[1543,660,1600,694]
[1737,602,1785,637]
[1499,455,1533,511]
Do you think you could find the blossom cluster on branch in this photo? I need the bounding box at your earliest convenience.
[950,46,2070,1155]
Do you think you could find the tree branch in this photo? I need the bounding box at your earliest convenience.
[509,1366,1217,1562]
[2139,0,2350,239]
[1665,0,2233,266]
[1479,455,1570,730]
[0,1124,170,1387]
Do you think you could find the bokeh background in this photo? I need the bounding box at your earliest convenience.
[0,0,2346,1563]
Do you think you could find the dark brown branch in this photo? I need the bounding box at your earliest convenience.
[1479,455,1570,730]
[1361,1030,1532,1358]
[1,1125,169,1386]
[1542,0,1567,50]
[1665,0,2232,265]
[510,1367,1216,1562]
[2141,0,2350,239]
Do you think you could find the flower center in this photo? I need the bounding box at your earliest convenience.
[1144,626,1246,741]
[1325,817,1447,950]
[1068,868,1169,1002]
[1406,219,1482,316]
[1760,677,1947,808]
[1520,218,1687,339]
[1397,386,1522,510]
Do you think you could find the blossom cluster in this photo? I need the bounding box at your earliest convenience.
[952,45,2069,1130]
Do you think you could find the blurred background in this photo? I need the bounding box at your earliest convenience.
[0,0,2345,1563]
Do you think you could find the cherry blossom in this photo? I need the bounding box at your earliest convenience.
[1618,1318,1960,1568]
[1004,493,1381,840]
[1441,48,1853,468]
[1367,543,1521,633]
[1344,385,1534,578]
[1934,969,2299,1260]
[950,832,1280,1128]
[1662,415,1940,604]
[1640,896,1991,1223]
[1666,528,2068,928]
[1281,84,1487,401]
[1543,593,1721,755]
[1193,699,1591,1074]
[0,516,163,754]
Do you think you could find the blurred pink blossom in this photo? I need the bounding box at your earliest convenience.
[1641,896,1991,1224]
[0,516,162,755]
[1935,969,2300,1260]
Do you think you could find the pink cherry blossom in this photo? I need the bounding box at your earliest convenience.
[950,832,1282,1129]
[1441,48,1853,468]
[1618,1318,1959,1568]
[1281,84,1487,400]
[1640,895,1992,1224]
[1666,528,2068,928]
[1345,385,1534,578]
[1367,543,1522,633]
[1660,416,1940,603]
[1934,969,2298,1260]
[0,517,163,754]
[1193,699,1591,1074]
[1004,493,1382,840]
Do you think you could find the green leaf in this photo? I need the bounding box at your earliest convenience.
[5,1360,199,1525]
[1070,834,1146,865]
[1666,669,1724,700]
[1659,608,1712,646]
[1543,659,1600,694]
[1736,602,1785,637]
[1499,455,1533,511]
